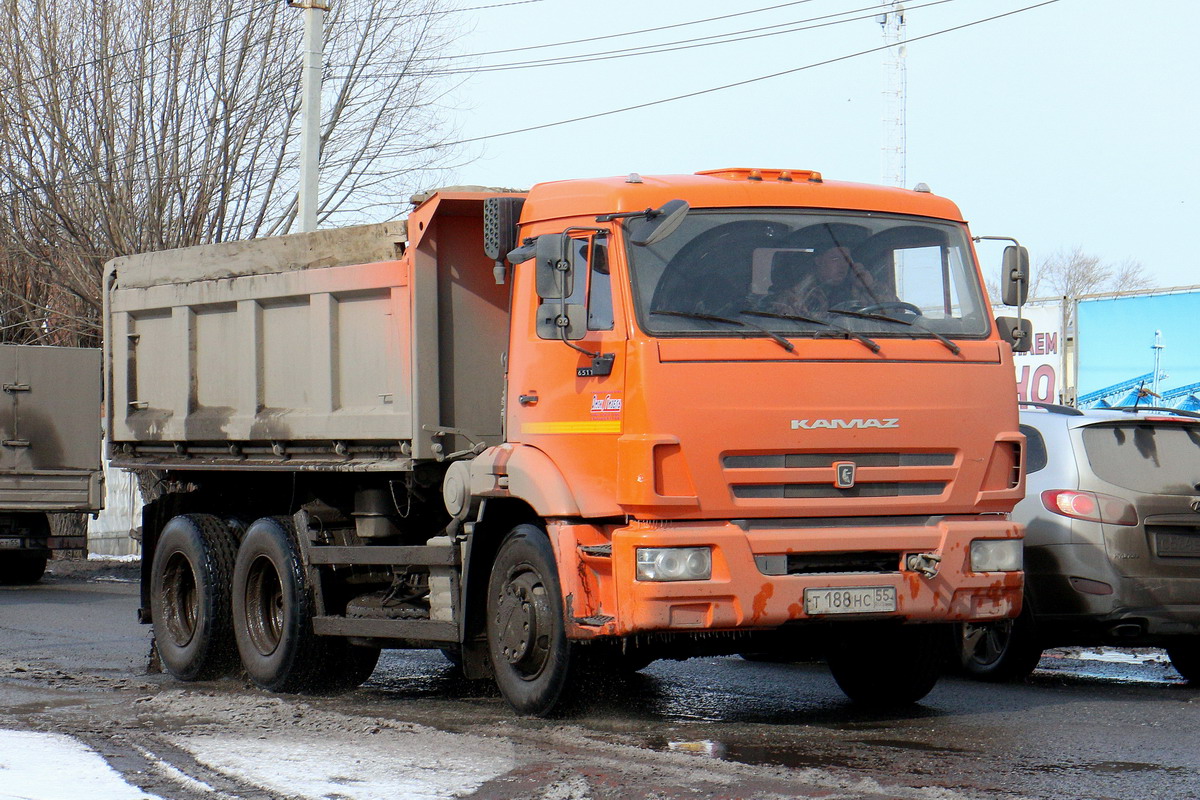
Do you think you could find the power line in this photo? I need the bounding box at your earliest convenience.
[396,0,958,78]
[0,0,278,96]
[0,0,1062,201]
[374,0,824,60]
[386,0,1063,154]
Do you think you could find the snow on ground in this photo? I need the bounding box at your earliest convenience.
[0,729,160,800]
[1055,647,1171,666]
[173,727,516,800]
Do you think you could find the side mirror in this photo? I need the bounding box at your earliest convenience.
[534,234,574,299]
[1001,245,1030,306]
[626,199,689,246]
[996,315,1033,352]
[536,303,586,341]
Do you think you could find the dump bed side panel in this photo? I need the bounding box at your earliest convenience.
[0,345,103,511]
[108,259,415,444]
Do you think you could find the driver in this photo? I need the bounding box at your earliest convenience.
[766,246,888,314]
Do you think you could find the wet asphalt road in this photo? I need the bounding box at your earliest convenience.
[2,566,1199,800]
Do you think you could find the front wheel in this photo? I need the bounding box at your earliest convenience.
[486,524,575,716]
[1166,639,1200,683]
[960,605,1043,682]
[826,624,944,707]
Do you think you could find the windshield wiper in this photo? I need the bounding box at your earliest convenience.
[651,310,795,353]
[827,309,961,355]
[741,310,880,354]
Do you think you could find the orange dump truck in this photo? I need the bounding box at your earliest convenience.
[105,168,1029,715]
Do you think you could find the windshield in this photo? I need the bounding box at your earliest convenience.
[627,209,990,339]
[1081,422,1200,495]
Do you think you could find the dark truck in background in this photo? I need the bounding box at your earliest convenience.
[0,344,104,583]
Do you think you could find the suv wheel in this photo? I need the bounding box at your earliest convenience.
[960,605,1043,682]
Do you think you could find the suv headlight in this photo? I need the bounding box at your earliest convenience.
[636,547,712,581]
[970,539,1022,572]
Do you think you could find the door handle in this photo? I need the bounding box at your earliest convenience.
[518,393,539,406]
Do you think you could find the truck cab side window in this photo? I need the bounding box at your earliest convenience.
[587,238,614,331]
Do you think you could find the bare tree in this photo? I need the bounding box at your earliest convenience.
[1034,246,1152,298]
[0,0,464,345]
[987,245,1157,304]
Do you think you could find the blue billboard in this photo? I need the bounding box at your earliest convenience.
[1077,290,1200,411]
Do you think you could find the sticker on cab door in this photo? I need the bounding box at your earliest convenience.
[590,392,623,419]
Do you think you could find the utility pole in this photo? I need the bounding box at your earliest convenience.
[1152,329,1164,397]
[292,0,328,232]
[878,2,906,188]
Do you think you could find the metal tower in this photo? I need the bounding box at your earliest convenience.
[879,3,907,188]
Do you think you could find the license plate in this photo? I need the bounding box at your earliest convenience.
[804,586,897,615]
[0,538,23,549]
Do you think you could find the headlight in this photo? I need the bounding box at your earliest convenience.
[970,539,1022,572]
[636,547,712,581]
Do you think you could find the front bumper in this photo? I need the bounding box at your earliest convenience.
[555,516,1023,637]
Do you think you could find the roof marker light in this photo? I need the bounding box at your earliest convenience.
[913,182,932,193]
[626,173,643,184]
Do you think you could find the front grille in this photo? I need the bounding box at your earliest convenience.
[724,450,955,502]
[1149,526,1200,558]
[733,482,945,499]
[755,551,901,575]
[724,452,955,469]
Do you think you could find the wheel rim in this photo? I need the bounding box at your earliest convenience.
[494,565,552,681]
[161,551,199,647]
[963,620,1013,667]
[244,554,284,657]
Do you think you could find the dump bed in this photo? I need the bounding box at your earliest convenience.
[105,207,509,468]
[0,345,103,511]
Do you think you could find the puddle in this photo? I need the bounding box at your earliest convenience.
[650,736,857,771]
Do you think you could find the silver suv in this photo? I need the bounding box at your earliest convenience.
[961,403,1200,682]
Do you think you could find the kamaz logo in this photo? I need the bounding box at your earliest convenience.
[791,418,900,430]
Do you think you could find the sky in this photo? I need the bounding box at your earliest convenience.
[431,0,1200,291]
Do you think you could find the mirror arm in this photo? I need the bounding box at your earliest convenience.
[552,227,613,377]
[974,234,1028,322]
[595,207,656,223]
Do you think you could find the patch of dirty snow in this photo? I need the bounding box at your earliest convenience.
[174,726,514,800]
[0,729,160,800]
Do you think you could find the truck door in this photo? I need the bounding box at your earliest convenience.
[506,233,627,516]
[0,345,101,474]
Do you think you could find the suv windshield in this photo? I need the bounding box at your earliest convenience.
[627,209,989,339]
[1082,422,1200,494]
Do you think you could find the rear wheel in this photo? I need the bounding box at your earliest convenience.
[149,514,239,680]
[0,552,48,585]
[486,524,575,716]
[232,516,329,693]
[960,605,1043,682]
[826,624,944,707]
[1166,639,1200,683]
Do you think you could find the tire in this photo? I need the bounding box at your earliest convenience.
[232,516,331,693]
[0,552,48,585]
[960,605,1043,682]
[826,624,944,707]
[323,641,381,692]
[1166,639,1200,683]
[486,524,575,716]
[149,514,240,681]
